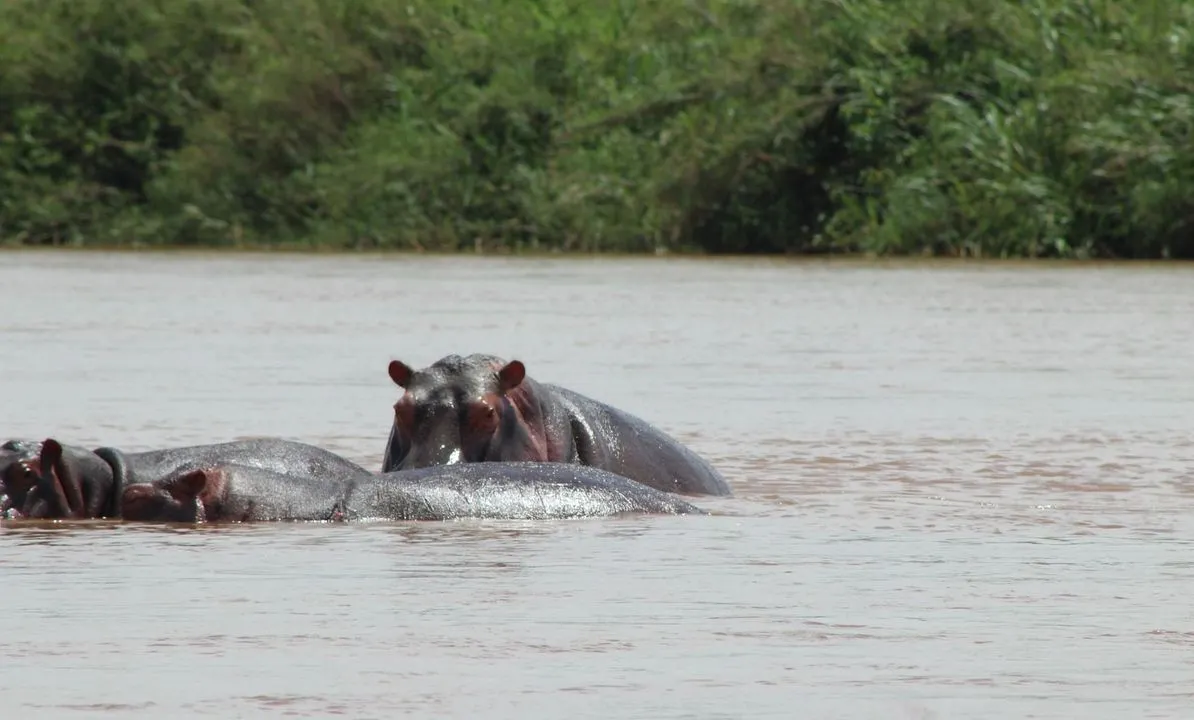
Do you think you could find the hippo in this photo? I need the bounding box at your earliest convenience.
[121,462,704,523]
[382,354,732,496]
[2,439,126,520]
[13,440,703,522]
[0,437,371,520]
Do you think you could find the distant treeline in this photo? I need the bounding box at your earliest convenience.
[1,0,1192,257]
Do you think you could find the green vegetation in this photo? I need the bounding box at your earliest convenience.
[1,0,1192,257]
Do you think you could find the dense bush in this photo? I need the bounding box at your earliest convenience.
[2,0,1192,257]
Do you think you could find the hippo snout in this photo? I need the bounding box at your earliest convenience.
[401,444,464,470]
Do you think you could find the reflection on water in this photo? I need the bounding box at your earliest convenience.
[2,251,1194,719]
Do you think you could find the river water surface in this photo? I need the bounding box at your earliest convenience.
[2,251,1192,719]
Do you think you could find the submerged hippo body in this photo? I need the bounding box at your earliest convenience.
[1,437,370,520]
[121,461,705,523]
[382,354,732,497]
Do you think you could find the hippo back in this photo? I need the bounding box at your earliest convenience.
[356,461,706,520]
[544,386,733,497]
[126,438,371,484]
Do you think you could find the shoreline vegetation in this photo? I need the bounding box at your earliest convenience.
[2,0,1193,259]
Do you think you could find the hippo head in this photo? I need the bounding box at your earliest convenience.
[0,439,86,519]
[121,470,211,524]
[382,354,547,472]
[1,440,45,519]
[0,439,117,520]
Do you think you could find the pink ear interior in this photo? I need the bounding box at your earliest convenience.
[40,438,63,466]
[388,360,413,388]
[498,360,526,393]
[166,469,209,502]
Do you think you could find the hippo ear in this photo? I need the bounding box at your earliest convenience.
[163,469,209,502]
[29,438,68,518]
[40,438,63,466]
[43,438,85,518]
[497,360,526,393]
[388,360,414,388]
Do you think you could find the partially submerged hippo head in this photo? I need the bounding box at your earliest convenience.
[121,469,213,524]
[1,440,45,519]
[0,439,86,519]
[382,354,547,472]
[0,438,119,520]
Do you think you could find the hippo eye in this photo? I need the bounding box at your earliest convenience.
[3,461,38,495]
[465,400,500,434]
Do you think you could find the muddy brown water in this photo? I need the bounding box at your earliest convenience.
[2,251,1193,719]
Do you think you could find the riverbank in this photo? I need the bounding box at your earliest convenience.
[11,245,1194,276]
[2,0,1191,258]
